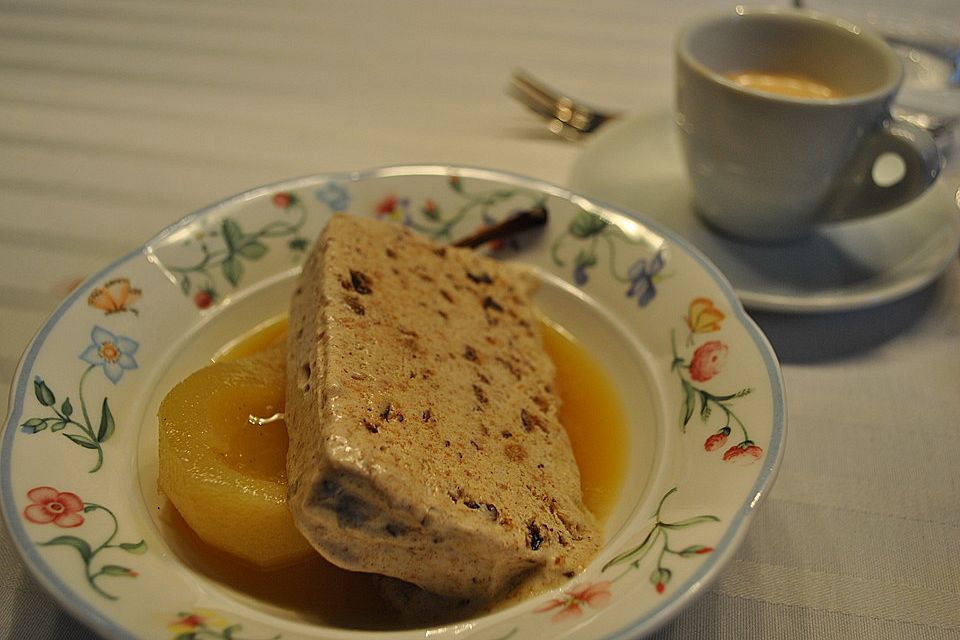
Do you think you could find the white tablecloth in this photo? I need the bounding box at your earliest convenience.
[1,1,958,638]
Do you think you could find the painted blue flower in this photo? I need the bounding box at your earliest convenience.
[626,250,665,307]
[574,263,589,286]
[79,326,139,384]
[315,182,349,212]
[573,250,597,286]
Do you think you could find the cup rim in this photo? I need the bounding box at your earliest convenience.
[675,5,904,106]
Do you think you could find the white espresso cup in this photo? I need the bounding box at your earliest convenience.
[675,6,942,243]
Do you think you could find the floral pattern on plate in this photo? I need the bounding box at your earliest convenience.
[87,278,142,316]
[601,487,717,594]
[550,210,666,307]
[168,610,280,640]
[373,175,546,249]
[1,166,785,640]
[167,192,310,308]
[672,297,764,463]
[530,485,719,631]
[23,486,146,600]
[20,326,138,472]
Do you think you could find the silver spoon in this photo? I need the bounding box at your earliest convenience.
[508,69,957,144]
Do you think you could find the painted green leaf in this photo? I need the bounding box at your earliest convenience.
[222,255,243,287]
[60,398,73,417]
[603,527,660,571]
[662,514,721,530]
[221,218,244,251]
[97,398,115,442]
[119,540,148,554]
[238,240,267,260]
[50,420,67,432]
[41,535,92,562]
[699,391,711,420]
[569,211,607,238]
[680,381,695,428]
[678,544,712,557]
[20,418,46,433]
[650,566,671,587]
[34,378,55,406]
[670,356,684,372]
[100,564,135,577]
[574,249,598,269]
[64,433,99,450]
[222,624,243,639]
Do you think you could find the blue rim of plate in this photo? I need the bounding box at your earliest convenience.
[1,164,786,640]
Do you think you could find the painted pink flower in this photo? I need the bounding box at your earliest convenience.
[171,613,205,630]
[651,567,671,594]
[193,288,215,310]
[375,195,399,216]
[689,340,728,382]
[23,486,85,528]
[271,192,294,208]
[722,443,764,465]
[535,581,613,623]
[704,427,730,452]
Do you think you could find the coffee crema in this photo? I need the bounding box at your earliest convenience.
[723,71,842,99]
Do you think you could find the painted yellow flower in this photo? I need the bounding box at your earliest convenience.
[375,194,403,221]
[167,609,227,635]
[685,298,725,335]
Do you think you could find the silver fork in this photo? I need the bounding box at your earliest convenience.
[507,69,616,141]
[508,69,957,144]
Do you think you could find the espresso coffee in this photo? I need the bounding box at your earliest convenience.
[723,71,842,99]
[676,8,940,241]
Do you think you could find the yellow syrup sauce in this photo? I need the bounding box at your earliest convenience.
[162,313,630,629]
[540,319,628,523]
[212,316,288,362]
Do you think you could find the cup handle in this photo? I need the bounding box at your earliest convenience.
[821,118,942,223]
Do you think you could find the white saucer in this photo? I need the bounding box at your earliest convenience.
[569,112,960,313]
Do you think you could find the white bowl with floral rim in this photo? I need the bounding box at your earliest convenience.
[1,165,785,639]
